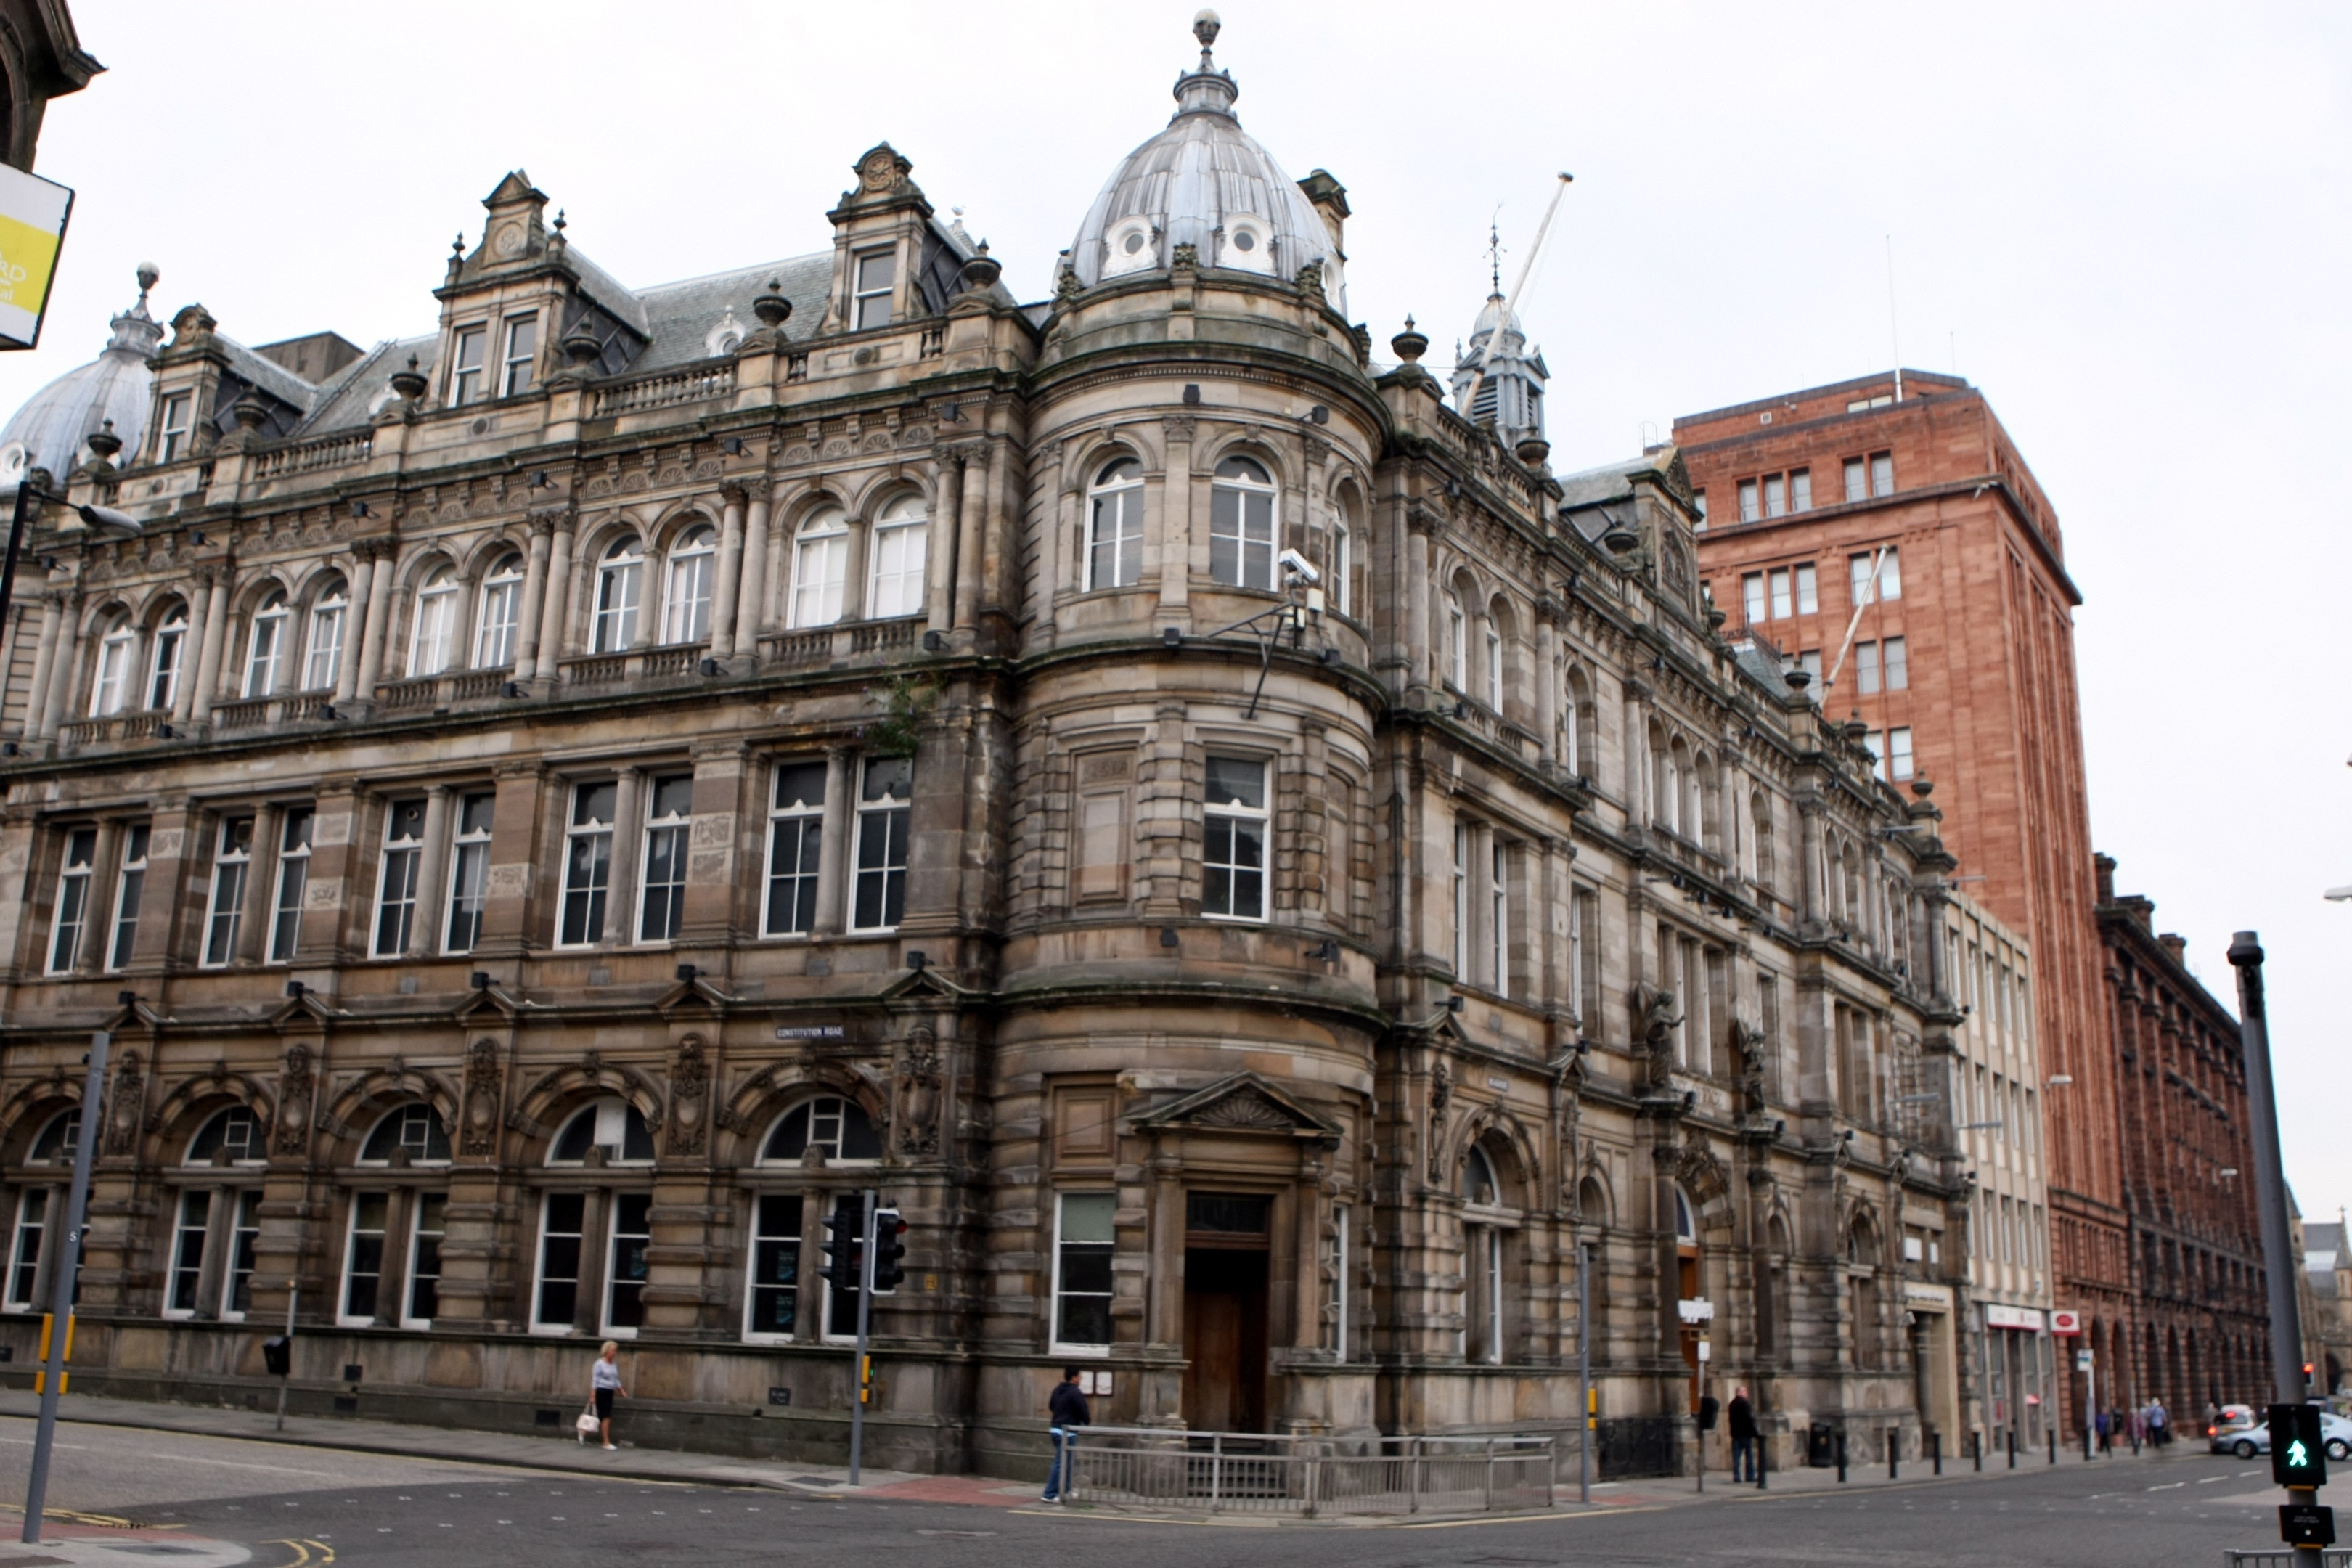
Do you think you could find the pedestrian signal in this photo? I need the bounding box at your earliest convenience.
[2271,1402,2327,1489]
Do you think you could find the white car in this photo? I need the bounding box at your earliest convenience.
[2219,1407,2352,1463]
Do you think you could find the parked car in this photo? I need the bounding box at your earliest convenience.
[2208,1405,2258,1454]
[2216,1405,2352,1461]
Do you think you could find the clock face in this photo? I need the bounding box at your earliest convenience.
[492,223,526,258]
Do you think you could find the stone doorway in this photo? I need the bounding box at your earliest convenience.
[1183,1246,1268,1432]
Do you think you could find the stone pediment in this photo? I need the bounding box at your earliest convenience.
[1132,1071,1339,1142]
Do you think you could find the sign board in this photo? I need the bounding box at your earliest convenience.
[2280,1503,2335,1548]
[1985,1303,2046,1332]
[0,163,71,351]
[2050,1309,2081,1336]
[1677,1297,1714,1324]
[1697,1339,1711,1363]
[2075,1349,2094,1373]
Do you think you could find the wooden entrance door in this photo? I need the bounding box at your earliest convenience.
[1182,1248,1268,1432]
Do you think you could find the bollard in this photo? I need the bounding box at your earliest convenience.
[2008,1429,2017,1469]
[1835,1431,1847,1483]
[1889,1429,1898,1482]
[1972,1430,1982,1472]
[1932,1430,1942,1476]
[2048,1429,2057,1466]
[2081,1424,2091,1463]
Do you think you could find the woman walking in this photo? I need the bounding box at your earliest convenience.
[589,1340,626,1451]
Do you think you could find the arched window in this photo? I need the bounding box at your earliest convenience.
[359,1103,452,1165]
[89,615,135,716]
[1209,455,1276,590]
[1463,1143,1500,1205]
[409,567,460,677]
[146,605,187,711]
[1461,1138,1516,1364]
[243,592,289,697]
[1485,613,1504,709]
[303,579,348,690]
[1446,592,1468,690]
[1653,727,1680,833]
[760,1095,881,1164]
[1331,517,1352,616]
[548,1098,655,1164]
[663,523,716,643]
[789,508,849,629]
[1675,1185,1698,1244]
[1086,459,1144,590]
[865,495,928,618]
[1751,792,1776,892]
[475,553,524,669]
[593,535,644,653]
[1562,666,1591,777]
[28,1108,80,1164]
[187,1106,266,1165]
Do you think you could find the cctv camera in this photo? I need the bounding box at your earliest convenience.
[1278,547,1320,585]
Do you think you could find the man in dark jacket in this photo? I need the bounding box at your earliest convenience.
[1727,1387,1759,1482]
[1042,1368,1090,1502]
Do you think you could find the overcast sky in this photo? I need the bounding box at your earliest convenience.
[7,2,2345,1221]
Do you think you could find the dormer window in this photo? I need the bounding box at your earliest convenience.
[158,393,192,462]
[501,314,538,396]
[450,325,487,407]
[1103,219,1156,279]
[854,250,896,330]
[1220,216,1273,274]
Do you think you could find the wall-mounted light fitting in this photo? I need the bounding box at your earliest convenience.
[720,438,746,456]
[470,972,491,990]
[675,963,698,982]
[1182,384,1201,405]
[1160,928,1180,948]
[1162,627,1183,649]
[906,951,927,972]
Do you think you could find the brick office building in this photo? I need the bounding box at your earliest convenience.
[2094,854,2270,1421]
[1675,374,2130,1436]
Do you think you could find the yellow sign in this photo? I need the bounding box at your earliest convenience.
[0,162,73,351]
[33,1311,73,1394]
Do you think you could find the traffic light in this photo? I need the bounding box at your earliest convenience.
[2270,1402,2328,1489]
[819,1203,861,1291]
[870,1209,907,1294]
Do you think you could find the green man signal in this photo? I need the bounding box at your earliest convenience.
[2271,1402,2327,1489]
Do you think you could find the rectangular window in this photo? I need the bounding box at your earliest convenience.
[1882,635,1908,691]
[1879,547,1902,600]
[404,1193,445,1328]
[851,758,912,932]
[108,822,150,971]
[1797,648,1821,685]
[46,827,97,975]
[559,783,618,946]
[1490,840,1510,999]
[1791,467,1812,512]
[823,1192,868,1340]
[1447,602,1467,687]
[764,762,826,937]
[1074,767,1131,902]
[1865,729,1886,780]
[1763,474,1786,518]
[203,815,254,968]
[1794,563,1818,614]
[147,617,185,711]
[221,1191,261,1320]
[534,1192,586,1331]
[501,314,537,397]
[637,774,694,943]
[1333,524,1354,613]
[1768,568,1792,619]
[1737,480,1760,523]
[7,1190,46,1311]
[1087,478,1144,591]
[1202,756,1268,922]
[1574,887,1601,1025]
[1760,974,1781,1092]
[158,392,192,462]
[270,808,313,963]
[607,1192,652,1334]
[1888,726,1914,780]
[444,793,494,953]
[1742,572,1765,625]
[867,515,928,619]
[1855,641,1881,696]
[303,600,343,691]
[372,799,425,957]
[91,631,131,716]
[341,1192,388,1326]
[746,1193,803,1339]
[1453,821,1471,978]
[1053,1191,1116,1351]
[450,324,486,407]
[1330,1205,1350,1360]
[854,250,896,330]
[1691,490,1707,527]
[1844,457,1868,502]
[1870,452,1895,497]
[166,1190,209,1317]
[1209,471,1277,590]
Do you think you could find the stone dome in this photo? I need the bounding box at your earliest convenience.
[1065,12,1343,309]
[0,264,165,492]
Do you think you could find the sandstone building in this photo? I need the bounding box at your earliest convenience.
[0,21,1972,1477]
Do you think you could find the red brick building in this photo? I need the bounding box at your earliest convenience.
[1673,372,2130,1432]
[2095,854,2271,1420]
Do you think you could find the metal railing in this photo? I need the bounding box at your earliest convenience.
[1063,1427,1557,1518]
[2225,1552,2351,1567]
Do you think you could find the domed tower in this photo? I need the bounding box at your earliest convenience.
[997,11,1385,1437]
[0,264,165,491]
[1450,283,1547,454]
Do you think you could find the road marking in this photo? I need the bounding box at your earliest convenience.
[2147,1482,2184,1490]
[262,1539,338,1567]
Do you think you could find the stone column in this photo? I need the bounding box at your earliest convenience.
[981,430,1015,621]
[70,818,121,976]
[534,514,577,681]
[191,568,230,722]
[951,440,988,632]
[237,803,282,964]
[22,594,60,739]
[1404,515,1431,692]
[1535,604,1559,767]
[926,455,963,634]
[812,746,852,936]
[1625,685,1651,828]
[1156,419,1193,625]
[513,514,554,674]
[1800,800,1825,928]
[334,550,374,703]
[408,785,453,959]
[473,760,546,958]
[730,478,772,665]
[123,801,195,971]
[170,571,209,724]
[351,544,397,702]
[607,769,643,946]
[37,591,79,738]
[709,488,745,656]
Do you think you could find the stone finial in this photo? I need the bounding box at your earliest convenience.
[1392,317,1429,363]
[753,279,792,327]
[84,419,121,462]
[1193,8,1222,49]
[959,242,1002,295]
[389,354,428,402]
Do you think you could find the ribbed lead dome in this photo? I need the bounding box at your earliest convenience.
[0,265,165,492]
[1065,12,1343,309]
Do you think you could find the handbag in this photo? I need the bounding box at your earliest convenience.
[576,1410,601,1435]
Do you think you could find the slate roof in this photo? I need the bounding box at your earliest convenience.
[630,252,830,374]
